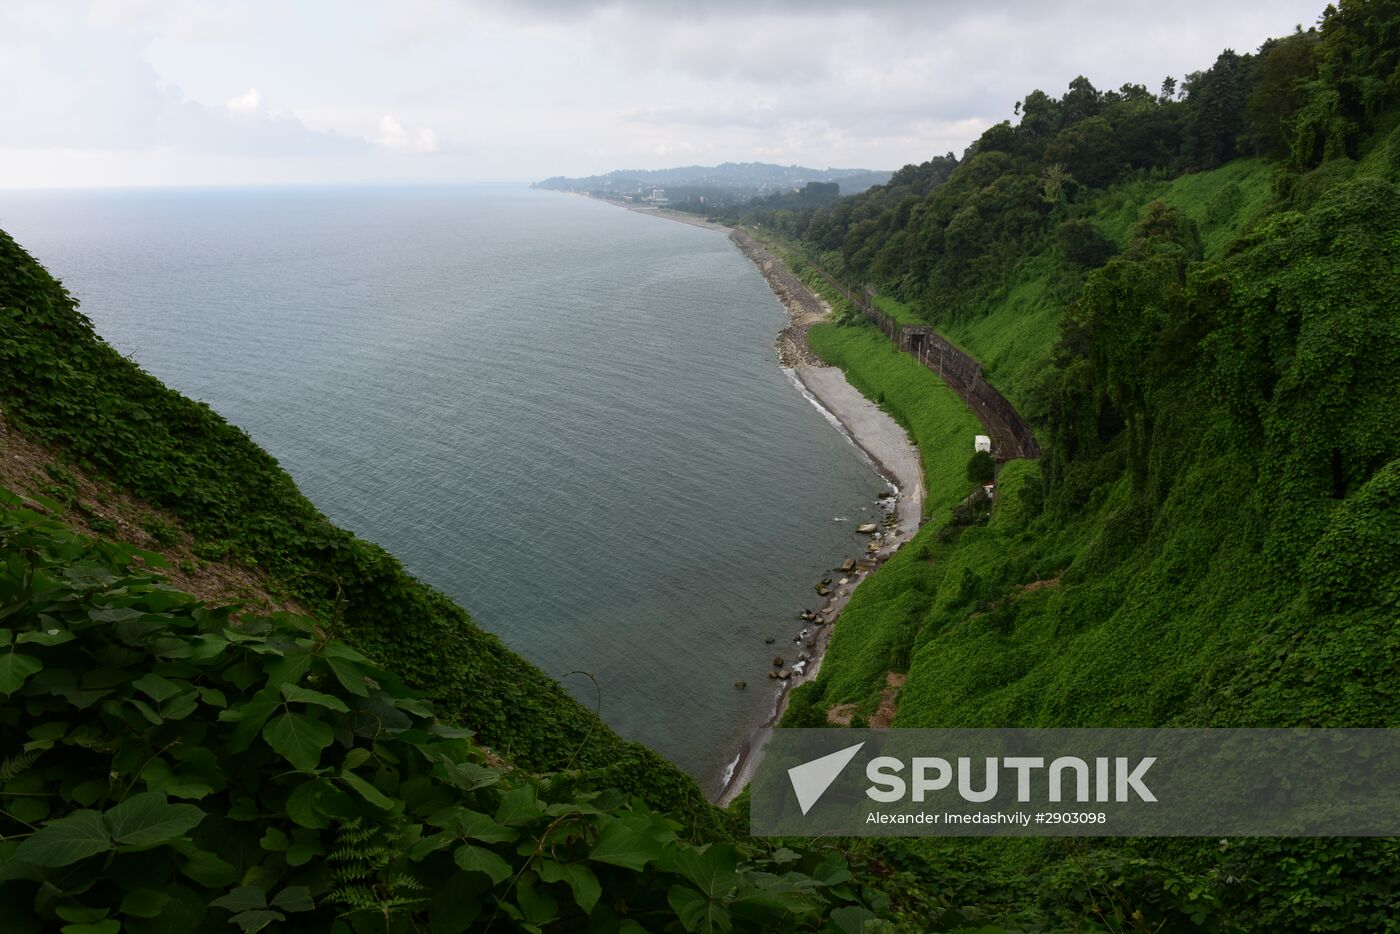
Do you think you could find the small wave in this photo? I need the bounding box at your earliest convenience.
[781,368,902,498]
[718,750,741,788]
[782,367,850,437]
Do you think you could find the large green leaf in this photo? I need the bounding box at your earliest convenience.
[269,886,314,912]
[589,820,662,871]
[435,755,501,793]
[454,809,516,844]
[105,792,205,847]
[339,771,393,810]
[454,844,511,885]
[120,888,172,919]
[829,905,877,934]
[495,785,543,826]
[285,782,328,829]
[668,884,733,933]
[284,779,355,829]
[229,909,285,933]
[516,875,559,927]
[131,673,183,703]
[280,682,349,713]
[13,809,110,866]
[0,650,41,696]
[263,712,334,771]
[322,656,369,697]
[671,844,739,900]
[223,685,282,752]
[181,848,240,887]
[57,904,109,923]
[59,921,120,934]
[537,859,602,915]
[16,629,74,646]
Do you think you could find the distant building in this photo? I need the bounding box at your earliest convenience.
[646,188,668,205]
[974,435,992,453]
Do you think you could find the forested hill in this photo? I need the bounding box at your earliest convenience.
[533,161,892,209]
[745,4,1399,321]
[762,0,1400,927]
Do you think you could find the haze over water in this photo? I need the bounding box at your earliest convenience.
[0,185,887,786]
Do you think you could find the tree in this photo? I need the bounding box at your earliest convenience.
[1061,75,1103,124]
[976,121,1017,154]
[1183,50,1254,168]
[1245,32,1321,157]
[1057,220,1118,268]
[967,450,996,484]
[1019,89,1063,141]
[1045,116,1123,188]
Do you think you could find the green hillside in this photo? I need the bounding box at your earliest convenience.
[4,1,1400,929]
[763,2,1400,929]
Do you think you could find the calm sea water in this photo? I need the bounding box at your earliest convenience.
[0,185,886,788]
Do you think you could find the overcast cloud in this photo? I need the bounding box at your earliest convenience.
[0,0,1324,187]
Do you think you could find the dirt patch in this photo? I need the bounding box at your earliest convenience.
[823,672,907,729]
[1013,575,1061,596]
[870,671,907,729]
[0,405,294,613]
[826,703,857,726]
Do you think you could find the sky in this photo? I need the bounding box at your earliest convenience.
[0,0,1326,188]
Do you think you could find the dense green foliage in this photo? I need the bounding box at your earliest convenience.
[0,493,905,932]
[741,1,1400,335]
[776,1,1400,928]
[4,2,1400,929]
[0,228,718,833]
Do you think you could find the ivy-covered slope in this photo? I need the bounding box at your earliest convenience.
[770,0,1400,737]
[765,2,1400,927]
[787,147,1400,934]
[0,229,714,832]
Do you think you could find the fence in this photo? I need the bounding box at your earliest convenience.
[807,265,1040,461]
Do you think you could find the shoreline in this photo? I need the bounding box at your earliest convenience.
[583,195,926,804]
[708,229,925,806]
[713,366,924,805]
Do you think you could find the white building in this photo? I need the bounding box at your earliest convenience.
[974,435,992,453]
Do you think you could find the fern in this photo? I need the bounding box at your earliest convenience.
[0,750,40,784]
[326,818,428,922]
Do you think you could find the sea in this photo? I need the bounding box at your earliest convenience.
[0,184,888,791]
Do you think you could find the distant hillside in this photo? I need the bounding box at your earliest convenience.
[533,161,892,210]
